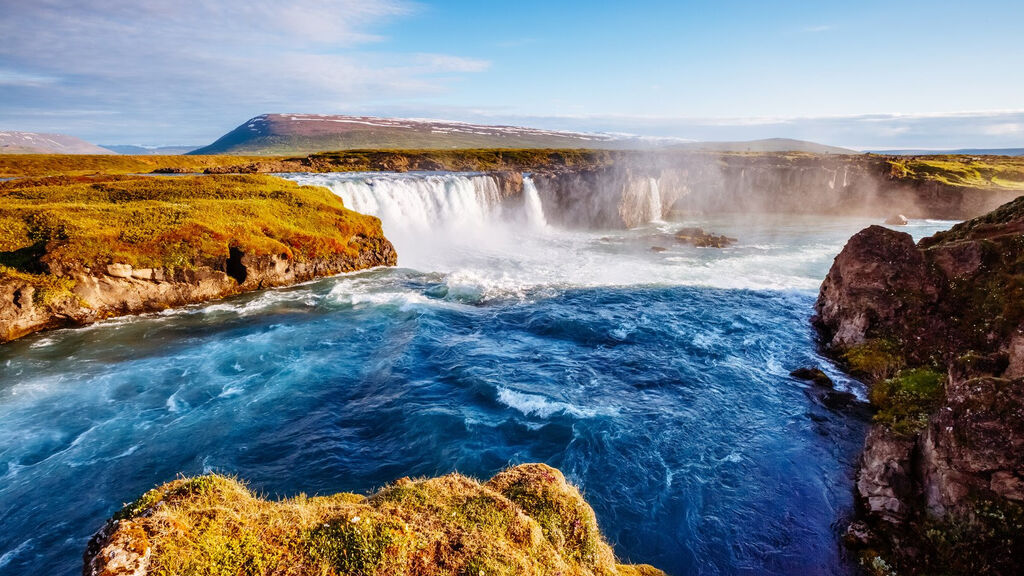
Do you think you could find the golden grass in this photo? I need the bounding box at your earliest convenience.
[98,465,663,576]
[0,174,383,272]
[886,156,1024,190]
[0,154,269,178]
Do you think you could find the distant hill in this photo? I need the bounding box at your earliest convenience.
[0,131,115,154]
[102,144,200,155]
[675,138,857,155]
[189,114,859,156]
[189,114,621,155]
[869,148,1024,157]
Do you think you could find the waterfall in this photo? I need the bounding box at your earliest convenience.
[292,172,505,233]
[522,176,548,229]
[648,177,663,222]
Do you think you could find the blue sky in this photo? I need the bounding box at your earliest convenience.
[1,0,1022,148]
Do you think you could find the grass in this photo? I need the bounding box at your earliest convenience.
[0,154,267,178]
[96,464,664,576]
[302,148,617,173]
[885,156,1024,191]
[0,174,383,272]
[0,174,387,335]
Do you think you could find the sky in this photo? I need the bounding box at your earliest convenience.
[1,0,1023,149]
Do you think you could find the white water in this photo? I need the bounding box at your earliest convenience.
[282,172,955,298]
[647,177,663,222]
[522,176,548,229]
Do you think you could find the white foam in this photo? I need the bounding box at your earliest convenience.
[496,387,615,419]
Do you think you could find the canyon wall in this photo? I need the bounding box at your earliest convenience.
[530,155,1023,229]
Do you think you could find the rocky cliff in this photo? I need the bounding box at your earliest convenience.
[83,464,663,576]
[813,196,1024,574]
[0,174,396,342]
[530,154,1023,228]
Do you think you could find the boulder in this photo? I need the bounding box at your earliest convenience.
[674,227,737,248]
[106,263,133,278]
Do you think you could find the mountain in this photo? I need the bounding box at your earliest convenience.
[189,114,622,155]
[869,148,1024,156]
[0,131,115,154]
[192,114,857,156]
[674,137,857,155]
[101,144,200,155]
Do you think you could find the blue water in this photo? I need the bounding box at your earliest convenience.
[0,175,955,576]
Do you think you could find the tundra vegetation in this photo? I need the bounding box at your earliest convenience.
[85,464,664,576]
[0,174,384,311]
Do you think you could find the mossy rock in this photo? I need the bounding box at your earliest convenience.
[86,464,665,576]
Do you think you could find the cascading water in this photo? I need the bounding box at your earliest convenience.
[0,168,961,576]
[522,176,548,229]
[648,177,663,222]
[296,172,505,234]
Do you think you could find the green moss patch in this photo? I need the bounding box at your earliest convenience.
[843,339,906,381]
[869,368,946,436]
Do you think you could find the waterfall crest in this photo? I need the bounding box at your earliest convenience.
[304,173,505,232]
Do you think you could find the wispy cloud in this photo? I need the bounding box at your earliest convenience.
[0,69,59,87]
[802,24,835,33]
[0,0,490,142]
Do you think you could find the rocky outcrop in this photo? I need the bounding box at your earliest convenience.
[0,174,397,343]
[674,227,737,248]
[83,464,664,576]
[813,196,1024,574]
[1,240,396,343]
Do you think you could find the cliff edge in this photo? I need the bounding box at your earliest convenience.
[0,174,396,342]
[83,464,664,576]
[814,197,1024,574]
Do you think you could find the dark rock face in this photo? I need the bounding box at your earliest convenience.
[815,225,941,351]
[814,196,1024,574]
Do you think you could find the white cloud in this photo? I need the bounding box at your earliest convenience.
[982,123,1023,136]
[0,0,491,142]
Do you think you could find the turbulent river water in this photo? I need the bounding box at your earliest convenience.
[0,172,954,575]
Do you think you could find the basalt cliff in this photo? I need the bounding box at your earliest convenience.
[0,174,396,343]
[814,196,1024,574]
[215,151,1022,227]
[82,463,663,576]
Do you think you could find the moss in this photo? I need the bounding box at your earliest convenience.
[869,368,946,436]
[94,465,664,576]
[843,339,905,381]
[303,515,413,575]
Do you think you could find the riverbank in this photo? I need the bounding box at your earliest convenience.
[0,174,395,342]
